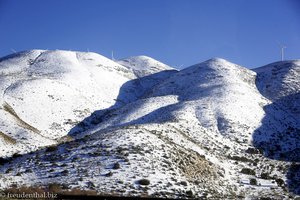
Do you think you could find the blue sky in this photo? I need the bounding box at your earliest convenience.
[0,0,299,69]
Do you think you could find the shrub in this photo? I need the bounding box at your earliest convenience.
[275,178,285,187]
[12,153,22,159]
[104,171,113,177]
[25,168,33,173]
[250,178,257,185]
[46,145,58,152]
[137,179,150,186]
[112,162,120,169]
[186,190,193,196]
[180,181,188,186]
[16,172,22,176]
[61,170,69,176]
[228,155,251,162]
[86,181,95,189]
[260,173,270,179]
[246,147,260,154]
[0,158,9,165]
[6,168,13,173]
[241,168,255,176]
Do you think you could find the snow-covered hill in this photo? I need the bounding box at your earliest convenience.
[0,51,300,199]
[117,55,175,77]
[254,60,300,119]
[0,50,139,157]
[254,60,300,100]
[252,60,300,161]
[91,58,268,142]
[253,61,300,195]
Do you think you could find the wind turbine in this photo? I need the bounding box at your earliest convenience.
[280,45,287,61]
[277,41,287,61]
[111,51,115,61]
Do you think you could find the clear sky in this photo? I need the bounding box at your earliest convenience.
[0,0,299,69]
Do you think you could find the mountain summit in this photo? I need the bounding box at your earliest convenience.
[117,55,175,77]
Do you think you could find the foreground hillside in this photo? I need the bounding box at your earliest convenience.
[0,51,299,199]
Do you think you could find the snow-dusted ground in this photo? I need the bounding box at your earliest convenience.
[0,50,299,199]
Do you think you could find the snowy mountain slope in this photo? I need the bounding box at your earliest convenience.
[68,69,178,136]
[117,55,175,77]
[93,58,268,141]
[0,57,281,198]
[252,60,300,195]
[254,60,300,119]
[75,58,300,198]
[1,52,300,199]
[254,60,300,100]
[252,60,300,157]
[0,50,139,157]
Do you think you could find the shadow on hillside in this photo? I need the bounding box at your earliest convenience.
[68,70,177,136]
[253,66,300,195]
[69,65,227,133]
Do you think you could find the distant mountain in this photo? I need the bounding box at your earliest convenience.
[117,55,175,77]
[0,51,299,199]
